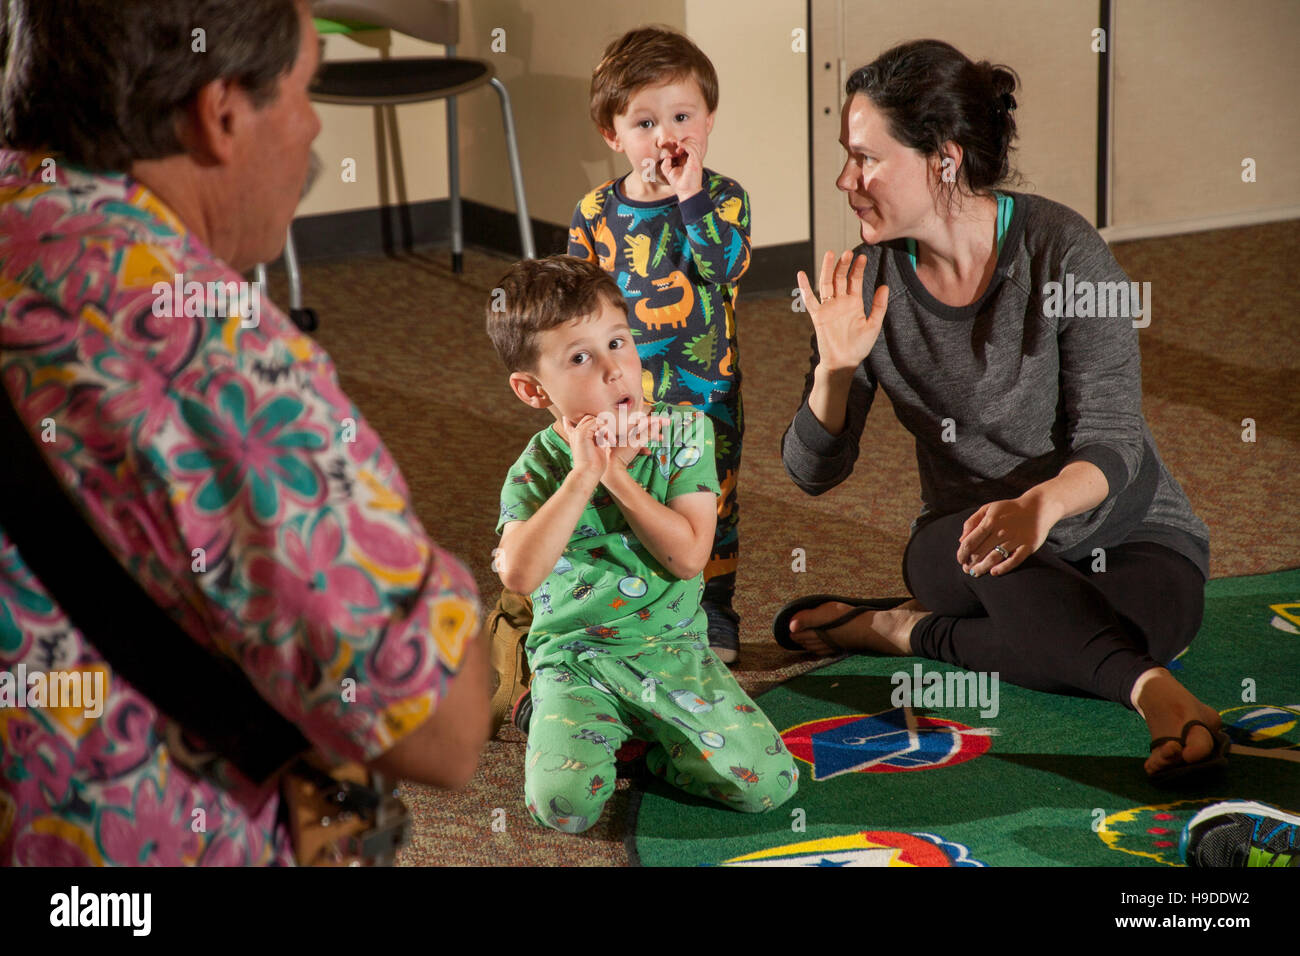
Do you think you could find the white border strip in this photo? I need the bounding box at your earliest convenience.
[1104,0,1116,228]
[1100,206,1300,244]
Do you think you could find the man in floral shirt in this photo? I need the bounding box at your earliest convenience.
[0,0,489,864]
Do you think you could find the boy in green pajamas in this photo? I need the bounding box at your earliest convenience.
[487,256,797,833]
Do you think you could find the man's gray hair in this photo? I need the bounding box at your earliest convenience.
[0,0,302,171]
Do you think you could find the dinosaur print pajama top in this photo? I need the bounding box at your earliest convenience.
[568,169,750,606]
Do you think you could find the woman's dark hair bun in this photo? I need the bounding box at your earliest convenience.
[988,65,1018,115]
[990,66,1017,99]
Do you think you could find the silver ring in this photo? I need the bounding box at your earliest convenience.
[993,544,1011,560]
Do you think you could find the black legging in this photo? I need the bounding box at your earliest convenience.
[903,508,1206,710]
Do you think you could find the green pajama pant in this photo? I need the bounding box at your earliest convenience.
[523,637,798,833]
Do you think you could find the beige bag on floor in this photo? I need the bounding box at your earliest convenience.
[487,588,534,735]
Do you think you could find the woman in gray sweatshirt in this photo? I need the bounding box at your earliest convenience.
[779,40,1222,785]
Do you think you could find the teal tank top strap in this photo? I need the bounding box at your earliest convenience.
[994,191,1014,255]
[904,191,1014,268]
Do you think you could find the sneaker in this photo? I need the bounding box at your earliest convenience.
[702,601,739,665]
[1180,800,1299,867]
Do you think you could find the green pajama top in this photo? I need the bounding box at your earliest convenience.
[496,403,721,670]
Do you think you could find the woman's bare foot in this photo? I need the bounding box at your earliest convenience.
[1133,667,1224,777]
[787,599,928,657]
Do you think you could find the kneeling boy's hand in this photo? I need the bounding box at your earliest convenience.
[607,411,670,472]
[562,415,609,484]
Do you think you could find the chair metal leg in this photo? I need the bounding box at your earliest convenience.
[281,224,318,332]
[283,225,303,311]
[491,76,536,260]
[447,45,463,274]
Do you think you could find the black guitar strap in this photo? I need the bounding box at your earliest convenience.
[0,383,309,785]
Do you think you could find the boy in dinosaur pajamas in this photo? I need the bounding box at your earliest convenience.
[566,25,750,663]
[487,256,796,834]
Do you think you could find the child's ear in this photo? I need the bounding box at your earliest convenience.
[705,112,715,137]
[600,125,625,153]
[509,371,550,409]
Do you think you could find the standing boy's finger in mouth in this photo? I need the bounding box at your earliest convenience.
[660,142,687,169]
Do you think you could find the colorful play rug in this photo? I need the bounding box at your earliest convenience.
[628,569,1300,866]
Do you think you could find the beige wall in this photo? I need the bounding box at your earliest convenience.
[298,29,452,218]
[296,2,1298,249]
[683,0,810,247]
[298,1,810,249]
[452,0,686,241]
[1111,0,1300,229]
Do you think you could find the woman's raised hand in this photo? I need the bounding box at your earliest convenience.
[796,250,889,374]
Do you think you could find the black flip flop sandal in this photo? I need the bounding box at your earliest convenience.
[1147,718,1232,788]
[772,593,911,653]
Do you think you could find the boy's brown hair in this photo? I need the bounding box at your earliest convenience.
[485,256,627,373]
[589,26,719,135]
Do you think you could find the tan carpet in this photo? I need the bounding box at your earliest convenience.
[264,216,1299,865]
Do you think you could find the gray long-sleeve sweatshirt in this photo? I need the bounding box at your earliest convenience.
[781,191,1210,577]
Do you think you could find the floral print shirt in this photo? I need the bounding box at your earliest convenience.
[0,151,480,865]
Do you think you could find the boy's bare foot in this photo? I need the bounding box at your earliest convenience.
[787,599,928,657]
[1133,667,1225,777]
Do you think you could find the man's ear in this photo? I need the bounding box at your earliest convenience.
[179,78,246,164]
[600,125,625,154]
[509,371,550,409]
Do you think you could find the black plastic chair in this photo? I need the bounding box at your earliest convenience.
[267,0,536,331]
